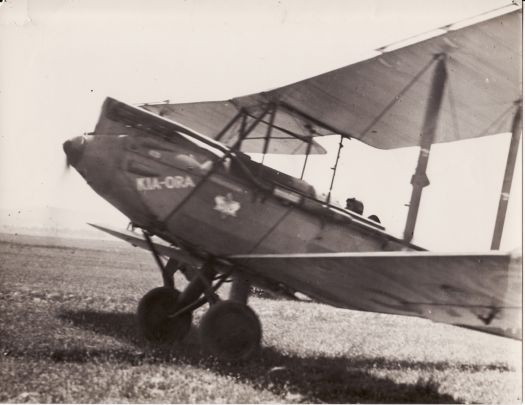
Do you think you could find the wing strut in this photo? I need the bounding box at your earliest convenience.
[326,135,345,204]
[300,130,314,179]
[491,101,522,250]
[259,104,277,167]
[403,55,448,243]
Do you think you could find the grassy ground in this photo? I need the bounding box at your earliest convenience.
[0,233,521,403]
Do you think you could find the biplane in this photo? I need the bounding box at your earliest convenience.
[63,5,522,360]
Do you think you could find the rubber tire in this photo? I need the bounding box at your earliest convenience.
[137,287,192,343]
[199,300,262,361]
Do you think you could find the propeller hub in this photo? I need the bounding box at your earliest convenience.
[63,135,86,167]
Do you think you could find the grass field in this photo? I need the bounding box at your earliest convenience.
[0,233,521,403]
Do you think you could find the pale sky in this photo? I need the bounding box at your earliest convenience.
[0,0,521,251]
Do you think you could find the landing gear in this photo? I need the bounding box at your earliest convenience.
[139,231,262,359]
[137,286,192,343]
[198,273,261,361]
[138,269,262,360]
[199,300,262,361]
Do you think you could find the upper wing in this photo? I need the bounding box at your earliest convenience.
[230,250,522,339]
[141,101,328,155]
[144,7,521,151]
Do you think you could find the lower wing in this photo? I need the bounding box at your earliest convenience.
[230,251,522,339]
[89,223,521,339]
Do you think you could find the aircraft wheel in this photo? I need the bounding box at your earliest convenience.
[137,287,192,343]
[199,300,262,361]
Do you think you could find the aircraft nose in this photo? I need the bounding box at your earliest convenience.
[63,135,86,167]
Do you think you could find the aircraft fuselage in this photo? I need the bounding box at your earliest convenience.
[64,101,421,261]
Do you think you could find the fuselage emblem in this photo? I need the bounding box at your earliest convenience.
[214,193,241,218]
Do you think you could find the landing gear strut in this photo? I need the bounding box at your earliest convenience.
[138,233,262,360]
[137,257,215,343]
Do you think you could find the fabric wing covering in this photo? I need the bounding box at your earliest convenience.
[230,250,522,339]
[87,224,522,340]
[142,7,521,153]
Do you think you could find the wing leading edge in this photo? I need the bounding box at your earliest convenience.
[230,250,522,339]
